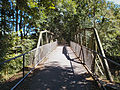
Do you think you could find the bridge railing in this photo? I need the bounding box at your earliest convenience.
[0,40,57,89]
[33,41,57,66]
[70,41,94,71]
[71,28,120,83]
[0,29,57,89]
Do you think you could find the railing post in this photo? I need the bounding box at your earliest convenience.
[77,34,79,44]
[41,36,43,45]
[80,33,82,45]
[92,40,97,73]
[23,55,25,78]
[78,34,80,45]
[46,32,48,44]
[35,31,42,66]
[84,30,86,47]
[74,35,76,42]
[93,28,113,82]
[50,35,53,42]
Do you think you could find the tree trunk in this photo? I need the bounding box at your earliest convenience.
[16,6,18,33]
[12,9,15,31]
[23,12,26,38]
[0,9,3,38]
[19,11,23,39]
[3,9,6,35]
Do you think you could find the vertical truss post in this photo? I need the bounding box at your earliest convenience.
[37,31,42,48]
[93,28,113,82]
[50,35,53,42]
[80,33,85,63]
[48,35,50,43]
[35,31,42,66]
[76,35,77,43]
[76,34,78,43]
[23,55,25,78]
[78,33,80,45]
[35,30,50,66]
[84,30,86,47]
[77,34,79,43]
[74,35,76,42]
[41,36,43,45]
[80,33,82,45]
[89,33,93,49]
[46,32,48,44]
[92,39,97,73]
[49,34,50,43]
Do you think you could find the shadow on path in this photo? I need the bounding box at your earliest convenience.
[3,46,98,90]
[29,65,95,90]
[28,46,97,90]
[62,46,82,64]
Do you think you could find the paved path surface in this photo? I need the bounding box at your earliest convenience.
[30,46,96,90]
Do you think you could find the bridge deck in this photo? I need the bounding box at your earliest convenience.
[24,46,96,90]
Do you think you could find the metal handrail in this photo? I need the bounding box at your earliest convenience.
[0,52,27,65]
[71,41,120,67]
[83,46,120,67]
[0,39,57,90]
[11,41,57,90]
[70,41,106,90]
[73,27,115,82]
[0,46,41,65]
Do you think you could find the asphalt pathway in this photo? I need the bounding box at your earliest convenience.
[29,46,96,90]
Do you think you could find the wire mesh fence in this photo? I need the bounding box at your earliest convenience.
[70,41,94,71]
[70,41,120,83]
[0,41,57,89]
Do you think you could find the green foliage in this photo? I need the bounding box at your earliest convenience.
[0,32,36,81]
[1,0,119,58]
[27,0,38,8]
[0,0,120,82]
